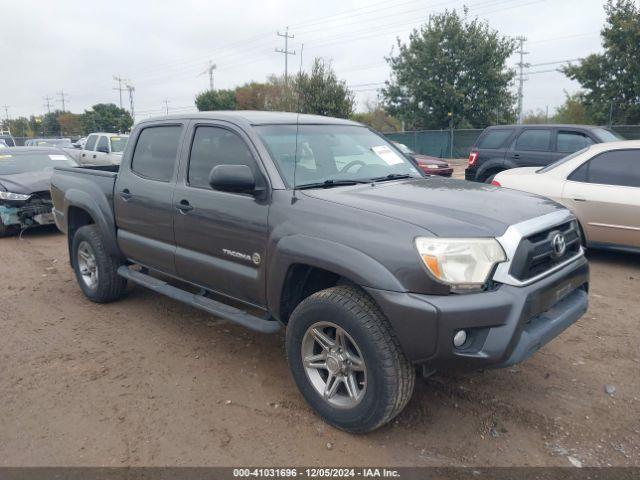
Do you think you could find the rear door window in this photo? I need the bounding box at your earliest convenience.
[131,125,183,182]
[557,131,593,153]
[515,129,552,151]
[85,134,98,151]
[477,129,512,149]
[96,135,109,152]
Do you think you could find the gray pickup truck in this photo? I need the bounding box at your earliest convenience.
[51,111,589,433]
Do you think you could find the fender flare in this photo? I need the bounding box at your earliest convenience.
[64,188,120,258]
[267,234,405,318]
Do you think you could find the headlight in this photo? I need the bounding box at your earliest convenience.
[426,164,443,169]
[415,237,506,291]
[0,191,31,201]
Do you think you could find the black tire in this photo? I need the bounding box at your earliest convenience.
[483,171,502,184]
[286,286,415,433]
[71,225,127,303]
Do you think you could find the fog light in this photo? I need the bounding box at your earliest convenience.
[453,330,467,348]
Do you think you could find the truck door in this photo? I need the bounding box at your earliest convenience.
[173,122,269,307]
[508,128,553,167]
[93,135,110,165]
[81,134,98,164]
[114,123,186,275]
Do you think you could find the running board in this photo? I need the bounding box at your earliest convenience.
[117,266,281,334]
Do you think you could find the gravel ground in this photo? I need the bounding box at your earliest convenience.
[0,166,638,466]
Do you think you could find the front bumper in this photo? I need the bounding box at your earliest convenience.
[365,255,588,369]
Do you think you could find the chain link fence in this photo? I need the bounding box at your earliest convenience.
[384,125,640,159]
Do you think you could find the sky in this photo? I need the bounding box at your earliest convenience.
[1,0,607,123]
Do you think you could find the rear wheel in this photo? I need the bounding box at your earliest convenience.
[482,170,503,184]
[286,286,415,433]
[72,225,127,303]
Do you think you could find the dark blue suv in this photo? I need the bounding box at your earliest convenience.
[465,124,623,183]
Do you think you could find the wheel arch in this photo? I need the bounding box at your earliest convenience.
[268,235,404,323]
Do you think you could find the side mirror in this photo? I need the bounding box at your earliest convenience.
[97,145,109,154]
[209,164,256,194]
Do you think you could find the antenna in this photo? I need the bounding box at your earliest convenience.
[292,43,304,201]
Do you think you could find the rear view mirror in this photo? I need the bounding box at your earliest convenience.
[209,164,256,194]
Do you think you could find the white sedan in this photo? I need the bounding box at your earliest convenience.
[493,140,640,253]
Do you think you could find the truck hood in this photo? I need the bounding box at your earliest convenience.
[302,177,565,237]
[0,170,53,195]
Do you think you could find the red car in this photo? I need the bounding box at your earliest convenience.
[393,142,453,177]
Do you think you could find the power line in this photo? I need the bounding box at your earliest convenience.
[276,26,296,85]
[199,61,217,91]
[125,82,136,121]
[515,36,529,124]
[113,75,128,109]
[57,89,69,111]
[43,96,53,114]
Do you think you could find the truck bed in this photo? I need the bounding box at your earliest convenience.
[50,165,120,237]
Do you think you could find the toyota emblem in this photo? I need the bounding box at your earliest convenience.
[551,232,566,257]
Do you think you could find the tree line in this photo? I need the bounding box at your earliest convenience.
[4,0,637,137]
[1,104,133,138]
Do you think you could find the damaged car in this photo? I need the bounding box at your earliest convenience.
[0,147,76,236]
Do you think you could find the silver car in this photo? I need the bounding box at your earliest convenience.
[493,140,640,253]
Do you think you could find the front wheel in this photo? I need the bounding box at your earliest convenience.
[286,286,415,433]
[72,225,127,303]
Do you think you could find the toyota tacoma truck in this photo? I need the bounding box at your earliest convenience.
[50,112,589,433]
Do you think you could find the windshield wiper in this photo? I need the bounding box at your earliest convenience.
[295,179,370,190]
[368,173,416,183]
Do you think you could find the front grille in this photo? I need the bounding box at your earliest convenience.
[18,191,53,221]
[509,220,582,281]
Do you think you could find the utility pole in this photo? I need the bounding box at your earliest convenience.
[125,82,135,121]
[43,96,53,114]
[275,27,296,86]
[57,89,69,112]
[163,99,170,115]
[199,61,217,91]
[515,36,529,125]
[113,75,127,109]
[2,104,9,122]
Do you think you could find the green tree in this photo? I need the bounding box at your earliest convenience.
[3,117,33,137]
[195,89,237,111]
[553,92,590,124]
[234,78,293,111]
[43,111,62,136]
[58,112,84,137]
[294,58,354,118]
[81,104,133,133]
[562,0,640,125]
[522,109,549,124]
[382,8,517,129]
[351,101,402,132]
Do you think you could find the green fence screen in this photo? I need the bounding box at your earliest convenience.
[384,125,640,159]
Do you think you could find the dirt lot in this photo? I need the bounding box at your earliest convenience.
[1,168,639,467]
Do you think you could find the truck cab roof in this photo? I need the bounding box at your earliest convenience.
[141,111,363,127]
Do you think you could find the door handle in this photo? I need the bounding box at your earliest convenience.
[513,153,520,159]
[93,154,97,158]
[176,199,194,213]
[119,189,132,201]
[81,153,85,157]
[573,197,587,202]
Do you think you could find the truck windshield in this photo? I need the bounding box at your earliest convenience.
[255,124,420,188]
[110,136,129,153]
[0,152,75,175]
